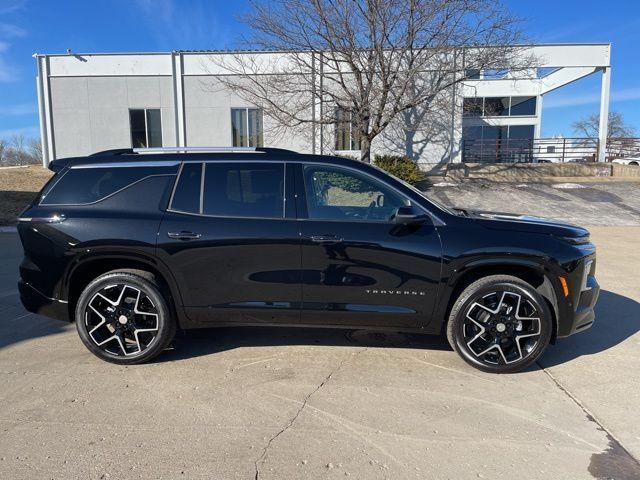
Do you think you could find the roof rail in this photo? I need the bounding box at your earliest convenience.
[133,146,257,154]
[89,146,302,157]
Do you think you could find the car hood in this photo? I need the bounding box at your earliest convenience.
[463,209,589,238]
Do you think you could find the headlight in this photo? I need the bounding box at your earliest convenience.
[560,235,591,245]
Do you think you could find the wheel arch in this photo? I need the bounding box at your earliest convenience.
[63,254,187,328]
[438,259,559,343]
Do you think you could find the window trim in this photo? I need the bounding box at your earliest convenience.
[167,160,287,220]
[129,108,163,148]
[230,107,264,148]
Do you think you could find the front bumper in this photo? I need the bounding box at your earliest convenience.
[18,280,70,322]
[557,273,600,337]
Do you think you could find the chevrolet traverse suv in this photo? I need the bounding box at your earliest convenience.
[18,147,599,373]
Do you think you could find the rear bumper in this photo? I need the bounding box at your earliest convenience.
[18,279,70,322]
[558,274,599,337]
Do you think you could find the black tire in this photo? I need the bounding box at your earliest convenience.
[75,270,176,364]
[446,275,552,374]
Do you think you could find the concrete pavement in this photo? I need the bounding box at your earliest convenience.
[1,228,640,480]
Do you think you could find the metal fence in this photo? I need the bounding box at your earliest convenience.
[462,137,640,163]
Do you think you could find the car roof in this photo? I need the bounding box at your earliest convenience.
[48,147,365,172]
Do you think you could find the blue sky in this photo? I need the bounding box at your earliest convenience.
[0,0,639,141]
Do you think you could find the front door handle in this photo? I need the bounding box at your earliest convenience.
[167,231,202,240]
[310,235,343,244]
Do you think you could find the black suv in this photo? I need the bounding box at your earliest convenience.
[17,147,599,373]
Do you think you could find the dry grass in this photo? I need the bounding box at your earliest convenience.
[0,165,53,225]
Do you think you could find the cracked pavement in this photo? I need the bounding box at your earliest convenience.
[1,221,640,478]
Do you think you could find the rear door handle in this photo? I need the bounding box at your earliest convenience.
[310,235,343,244]
[167,231,202,240]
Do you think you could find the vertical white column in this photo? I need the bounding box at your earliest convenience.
[597,66,611,163]
[35,55,49,167]
[172,52,186,147]
[36,55,55,166]
[535,95,543,139]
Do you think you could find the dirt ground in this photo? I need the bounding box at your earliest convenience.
[0,165,52,225]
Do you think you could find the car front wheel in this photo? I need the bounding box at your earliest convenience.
[75,270,176,364]
[446,275,552,373]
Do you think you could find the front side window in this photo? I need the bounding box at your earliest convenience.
[203,162,284,218]
[303,165,409,222]
[231,108,263,147]
[335,107,361,151]
[129,109,163,148]
[41,165,176,205]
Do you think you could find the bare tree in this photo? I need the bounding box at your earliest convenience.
[210,0,530,162]
[573,111,636,139]
[0,135,42,166]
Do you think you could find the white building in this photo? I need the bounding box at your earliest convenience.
[34,43,611,167]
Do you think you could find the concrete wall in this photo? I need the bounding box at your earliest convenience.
[50,76,175,158]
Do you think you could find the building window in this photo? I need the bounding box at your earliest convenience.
[231,108,263,147]
[335,107,361,151]
[462,98,483,117]
[509,97,537,116]
[465,69,481,80]
[129,109,163,148]
[463,96,537,118]
[483,97,510,116]
[508,125,536,139]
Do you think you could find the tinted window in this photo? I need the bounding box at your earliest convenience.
[42,165,175,205]
[509,96,537,116]
[509,125,535,139]
[231,108,263,147]
[129,109,163,148]
[483,97,510,116]
[303,166,408,222]
[170,162,202,213]
[203,162,284,218]
[462,98,483,117]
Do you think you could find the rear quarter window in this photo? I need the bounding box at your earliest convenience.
[40,164,178,205]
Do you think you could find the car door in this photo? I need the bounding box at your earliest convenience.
[156,160,301,325]
[296,162,442,329]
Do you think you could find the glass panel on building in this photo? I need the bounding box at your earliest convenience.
[146,109,163,148]
[462,98,483,117]
[483,97,510,116]
[247,108,263,147]
[508,125,536,139]
[129,109,162,148]
[335,107,351,150]
[231,108,248,147]
[129,109,147,148]
[509,97,537,116]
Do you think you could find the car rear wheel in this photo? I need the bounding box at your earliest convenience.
[75,270,176,364]
[446,275,552,373]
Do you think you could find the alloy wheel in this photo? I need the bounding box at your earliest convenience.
[84,283,160,357]
[462,290,541,366]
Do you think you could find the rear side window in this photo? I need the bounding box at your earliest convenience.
[170,163,202,214]
[41,165,177,205]
[203,162,284,218]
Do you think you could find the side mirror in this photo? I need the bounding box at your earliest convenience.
[391,206,428,225]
